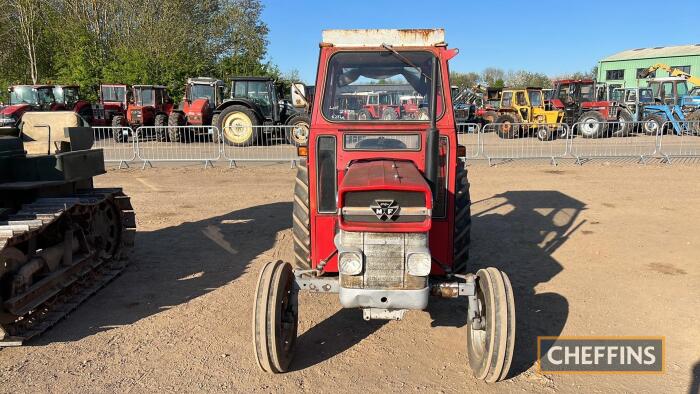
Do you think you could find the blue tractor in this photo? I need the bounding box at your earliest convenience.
[641,105,693,136]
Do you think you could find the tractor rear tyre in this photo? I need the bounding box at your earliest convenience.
[577,111,605,138]
[211,114,221,143]
[611,109,633,137]
[217,105,259,146]
[168,112,186,142]
[467,267,516,383]
[292,159,311,270]
[112,115,128,143]
[285,114,310,145]
[452,158,471,275]
[642,113,664,136]
[687,110,700,135]
[252,260,299,373]
[154,113,168,141]
[381,108,398,120]
[494,114,518,139]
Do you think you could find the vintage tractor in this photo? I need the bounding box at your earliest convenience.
[493,88,564,140]
[168,77,225,142]
[0,85,60,134]
[0,121,135,345]
[251,29,516,382]
[213,77,310,146]
[52,85,93,122]
[112,85,174,142]
[551,79,633,138]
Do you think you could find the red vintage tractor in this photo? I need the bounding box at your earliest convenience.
[1,85,49,132]
[89,84,129,127]
[550,79,632,138]
[251,29,515,382]
[168,77,225,142]
[112,85,174,142]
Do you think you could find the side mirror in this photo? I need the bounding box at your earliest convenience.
[291,83,308,109]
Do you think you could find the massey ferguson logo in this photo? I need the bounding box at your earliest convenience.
[371,200,399,221]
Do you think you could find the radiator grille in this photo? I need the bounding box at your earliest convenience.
[338,231,428,290]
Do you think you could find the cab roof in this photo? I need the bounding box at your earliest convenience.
[133,85,167,89]
[321,29,446,47]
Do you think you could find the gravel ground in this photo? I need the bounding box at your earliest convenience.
[1,162,698,393]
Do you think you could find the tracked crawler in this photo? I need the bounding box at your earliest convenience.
[0,125,135,346]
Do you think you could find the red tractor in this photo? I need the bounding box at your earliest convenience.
[1,85,52,132]
[551,79,632,138]
[251,29,515,382]
[168,77,225,142]
[90,84,129,127]
[112,85,174,142]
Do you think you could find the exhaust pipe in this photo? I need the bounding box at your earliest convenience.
[424,58,440,197]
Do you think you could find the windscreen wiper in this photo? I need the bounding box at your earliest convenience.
[381,43,432,82]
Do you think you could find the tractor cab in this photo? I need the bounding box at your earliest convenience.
[646,77,689,106]
[614,87,654,121]
[100,84,129,107]
[0,85,58,131]
[251,29,515,383]
[230,77,280,123]
[53,85,81,109]
[185,77,225,109]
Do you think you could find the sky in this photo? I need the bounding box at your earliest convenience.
[261,0,699,83]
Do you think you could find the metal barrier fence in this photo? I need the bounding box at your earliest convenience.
[93,126,136,168]
[89,121,700,168]
[221,125,301,167]
[135,126,221,168]
[569,121,659,164]
[657,120,700,162]
[456,123,481,159]
[480,122,570,165]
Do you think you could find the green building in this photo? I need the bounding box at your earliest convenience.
[597,44,700,91]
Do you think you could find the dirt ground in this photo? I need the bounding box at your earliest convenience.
[1,162,699,393]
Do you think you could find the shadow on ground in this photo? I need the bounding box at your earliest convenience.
[429,190,586,378]
[33,201,292,344]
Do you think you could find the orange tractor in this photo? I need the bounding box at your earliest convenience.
[112,85,174,142]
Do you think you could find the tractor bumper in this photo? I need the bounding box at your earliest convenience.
[339,286,429,310]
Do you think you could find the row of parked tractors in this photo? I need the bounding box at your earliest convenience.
[0,77,312,146]
[452,65,700,140]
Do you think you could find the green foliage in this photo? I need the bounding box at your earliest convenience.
[0,0,272,104]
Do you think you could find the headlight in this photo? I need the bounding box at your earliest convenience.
[0,115,16,125]
[406,250,431,276]
[339,251,363,275]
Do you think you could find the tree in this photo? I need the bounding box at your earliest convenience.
[9,0,43,84]
[505,70,552,88]
[450,72,480,88]
[481,68,505,88]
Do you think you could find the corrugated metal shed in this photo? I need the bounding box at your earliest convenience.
[602,44,700,61]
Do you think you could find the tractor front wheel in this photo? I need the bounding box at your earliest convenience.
[252,260,299,373]
[381,108,398,120]
[211,114,221,143]
[467,267,516,383]
[285,114,310,145]
[168,112,186,142]
[217,105,259,146]
[357,109,372,121]
[494,114,518,139]
[642,113,664,136]
[154,113,168,141]
[536,125,554,141]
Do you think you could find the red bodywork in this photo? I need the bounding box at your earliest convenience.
[181,98,212,125]
[550,79,616,120]
[124,86,174,126]
[91,84,128,126]
[337,160,432,233]
[307,44,459,276]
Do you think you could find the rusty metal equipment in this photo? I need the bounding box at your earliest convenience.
[0,125,135,346]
